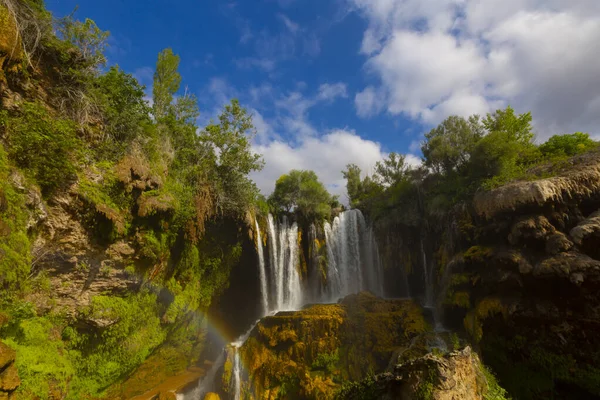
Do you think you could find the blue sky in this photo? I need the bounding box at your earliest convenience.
[45,0,600,199]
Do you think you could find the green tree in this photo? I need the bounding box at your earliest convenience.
[342,164,383,209]
[201,99,264,215]
[94,65,151,154]
[422,115,484,174]
[269,170,333,220]
[152,48,181,121]
[539,132,597,157]
[469,107,539,189]
[482,106,534,144]
[342,164,363,207]
[374,152,410,186]
[58,16,109,69]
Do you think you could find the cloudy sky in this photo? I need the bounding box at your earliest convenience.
[46,0,600,200]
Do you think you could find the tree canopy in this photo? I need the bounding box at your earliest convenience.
[269,170,337,220]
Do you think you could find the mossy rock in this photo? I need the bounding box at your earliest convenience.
[239,292,429,399]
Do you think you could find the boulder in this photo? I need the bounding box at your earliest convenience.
[0,342,19,397]
[338,347,506,400]
[570,210,600,260]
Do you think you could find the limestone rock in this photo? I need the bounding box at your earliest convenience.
[0,364,19,392]
[339,347,503,400]
[474,152,600,218]
[570,210,600,260]
[508,215,556,248]
[0,343,15,371]
[0,342,19,396]
[239,292,427,399]
[534,252,600,285]
[545,232,573,255]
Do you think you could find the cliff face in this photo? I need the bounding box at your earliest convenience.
[235,292,428,400]
[338,347,506,400]
[381,151,600,399]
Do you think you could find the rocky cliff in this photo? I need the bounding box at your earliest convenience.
[233,292,429,399]
[377,150,600,399]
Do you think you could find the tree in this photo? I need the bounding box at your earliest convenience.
[421,115,484,175]
[539,132,597,157]
[95,65,151,151]
[469,107,539,188]
[374,152,410,186]
[342,164,383,209]
[483,106,534,144]
[152,48,181,121]
[200,99,264,215]
[58,16,109,69]
[269,170,333,220]
[202,99,263,176]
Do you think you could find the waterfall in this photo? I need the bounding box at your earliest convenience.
[265,214,302,312]
[228,322,257,400]
[230,350,241,400]
[179,351,226,400]
[420,238,434,308]
[255,220,269,315]
[323,209,384,301]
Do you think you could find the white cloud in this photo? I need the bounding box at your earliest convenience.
[317,83,348,102]
[355,86,384,118]
[278,14,300,34]
[251,130,386,201]
[350,0,600,138]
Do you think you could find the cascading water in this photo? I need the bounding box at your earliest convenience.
[186,210,383,400]
[420,238,434,308]
[323,209,384,301]
[255,220,269,315]
[179,351,225,400]
[265,214,302,312]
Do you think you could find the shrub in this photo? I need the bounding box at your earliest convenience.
[1,102,79,195]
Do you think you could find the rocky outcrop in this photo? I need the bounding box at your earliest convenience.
[474,150,600,218]
[432,153,600,399]
[338,347,506,400]
[0,342,20,400]
[237,292,428,400]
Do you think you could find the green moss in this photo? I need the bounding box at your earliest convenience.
[464,246,493,263]
[482,365,510,400]
[0,145,31,294]
[445,291,471,308]
[416,370,436,400]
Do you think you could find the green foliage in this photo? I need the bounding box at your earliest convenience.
[58,16,109,69]
[201,99,263,216]
[335,375,379,400]
[482,365,511,400]
[312,349,340,373]
[153,48,181,120]
[71,291,166,396]
[539,132,597,158]
[4,316,75,399]
[422,115,484,175]
[0,145,31,293]
[1,102,79,195]
[374,152,410,186]
[269,169,335,221]
[94,65,152,158]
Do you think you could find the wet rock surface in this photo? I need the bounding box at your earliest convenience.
[339,347,496,400]
[236,292,429,400]
[0,342,19,400]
